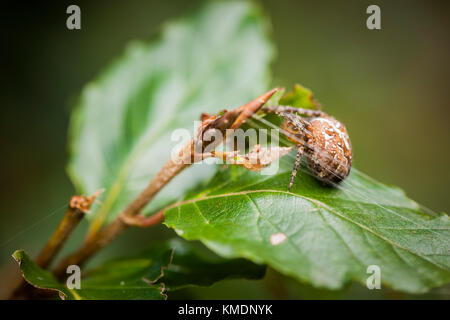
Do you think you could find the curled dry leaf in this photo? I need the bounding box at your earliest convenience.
[69,189,105,213]
[211,144,293,171]
[194,89,278,158]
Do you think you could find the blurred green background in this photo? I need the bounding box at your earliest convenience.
[1,0,449,299]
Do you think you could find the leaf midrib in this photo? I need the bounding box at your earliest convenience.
[200,168,419,212]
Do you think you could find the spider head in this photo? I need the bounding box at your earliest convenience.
[280,112,307,145]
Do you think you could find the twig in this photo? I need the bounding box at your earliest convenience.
[53,153,189,279]
[9,190,102,299]
[51,88,278,280]
[36,190,103,268]
[119,211,165,228]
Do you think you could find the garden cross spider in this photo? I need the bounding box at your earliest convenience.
[262,105,352,190]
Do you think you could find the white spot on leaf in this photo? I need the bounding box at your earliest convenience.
[270,232,287,245]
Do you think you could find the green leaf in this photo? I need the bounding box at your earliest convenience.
[164,160,450,293]
[12,250,74,300]
[12,240,265,299]
[85,238,265,292]
[68,1,274,229]
[12,250,164,300]
[148,239,266,290]
[278,84,320,109]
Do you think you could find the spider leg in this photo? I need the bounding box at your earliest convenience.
[289,144,304,191]
[263,105,325,118]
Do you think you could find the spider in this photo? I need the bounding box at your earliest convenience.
[262,105,352,190]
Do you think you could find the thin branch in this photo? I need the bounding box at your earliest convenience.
[51,88,278,280]
[53,153,189,279]
[9,190,102,299]
[36,190,103,268]
[119,211,165,228]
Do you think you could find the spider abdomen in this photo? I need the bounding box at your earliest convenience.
[304,117,352,184]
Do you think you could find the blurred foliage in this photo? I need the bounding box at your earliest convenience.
[67,1,273,234]
[13,239,265,299]
[13,249,165,300]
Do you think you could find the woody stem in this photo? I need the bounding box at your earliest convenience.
[10,198,87,299]
[52,143,192,279]
[51,88,277,281]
